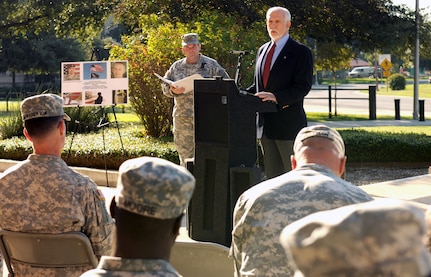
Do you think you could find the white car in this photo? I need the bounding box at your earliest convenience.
[348,66,375,78]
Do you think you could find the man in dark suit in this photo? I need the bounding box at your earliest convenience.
[247,6,314,179]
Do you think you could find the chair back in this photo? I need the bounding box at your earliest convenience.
[0,230,98,277]
[170,240,233,277]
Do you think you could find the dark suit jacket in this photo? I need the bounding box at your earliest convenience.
[247,37,313,140]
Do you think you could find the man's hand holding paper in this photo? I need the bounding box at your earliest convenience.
[170,85,185,95]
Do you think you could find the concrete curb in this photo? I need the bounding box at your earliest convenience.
[0,159,118,188]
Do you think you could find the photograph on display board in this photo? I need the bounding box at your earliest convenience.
[85,91,102,105]
[63,63,81,81]
[84,62,107,80]
[63,92,83,106]
[111,61,127,78]
[112,90,128,104]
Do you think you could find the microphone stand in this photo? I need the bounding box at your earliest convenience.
[234,53,245,88]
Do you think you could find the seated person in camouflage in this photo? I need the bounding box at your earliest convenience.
[230,124,373,276]
[0,94,114,276]
[280,198,431,277]
[424,206,431,256]
[80,156,196,277]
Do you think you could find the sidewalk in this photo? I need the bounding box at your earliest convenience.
[311,119,431,128]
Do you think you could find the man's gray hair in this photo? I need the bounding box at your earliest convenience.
[267,6,291,22]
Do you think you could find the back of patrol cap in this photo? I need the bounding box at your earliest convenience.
[293,124,345,155]
[279,198,431,277]
[116,156,196,219]
[21,93,71,121]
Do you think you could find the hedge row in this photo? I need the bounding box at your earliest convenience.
[0,126,430,170]
[340,129,431,163]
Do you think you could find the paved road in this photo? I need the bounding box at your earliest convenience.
[305,84,431,119]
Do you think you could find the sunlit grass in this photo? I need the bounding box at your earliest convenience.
[110,112,140,123]
[376,83,431,98]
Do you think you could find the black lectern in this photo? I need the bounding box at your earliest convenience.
[188,78,276,246]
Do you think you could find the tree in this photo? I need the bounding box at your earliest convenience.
[0,0,111,43]
[316,41,353,116]
[101,1,431,136]
[0,31,86,89]
[100,0,431,84]
[107,11,268,137]
[0,0,113,89]
[101,0,421,54]
[108,34,175,138]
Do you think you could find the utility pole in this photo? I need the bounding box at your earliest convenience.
[413,0,420,120]
[314,39,319,85]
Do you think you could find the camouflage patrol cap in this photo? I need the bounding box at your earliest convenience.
[294,124,345,155]
[116,157,196,219]
[279,198,431,277]
[21,93,71,121]
[181,33,199,46]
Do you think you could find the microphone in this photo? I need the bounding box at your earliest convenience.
[230,50,250,55]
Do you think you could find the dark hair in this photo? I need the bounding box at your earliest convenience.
[24,116,63,138]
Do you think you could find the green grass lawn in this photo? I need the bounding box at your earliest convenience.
[376,83,431,98]
[109,110,140,123]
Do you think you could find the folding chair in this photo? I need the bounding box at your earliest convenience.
[0,230,98,277]
[170,240,233,277]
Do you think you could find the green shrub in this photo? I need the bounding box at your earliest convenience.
[63,126,178,169]
[109,36,174,138]
[0,106,111,139]
[0,125,178,169]
[65,106,111,134]
[0,111,23,139]
[340,129,431,163]
[387,74,406,90]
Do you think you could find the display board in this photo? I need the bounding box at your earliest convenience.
[61,60,129,106]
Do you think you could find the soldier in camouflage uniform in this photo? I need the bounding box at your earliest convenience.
[229,125,374,276]
[426,206,431,255]
[80,156,196,277]
[280,198,431,277]
[162,33,229,166]
[0,94,114,277]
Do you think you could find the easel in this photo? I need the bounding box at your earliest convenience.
[66,49,127,186]
[96,104,126,186]
[67,104,126,187]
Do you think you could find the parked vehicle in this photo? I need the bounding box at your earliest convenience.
[348,66,379,78]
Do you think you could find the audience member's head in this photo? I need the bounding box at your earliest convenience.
[291,124,346,177]
[20,94,70,152]
[280,198,431,277]
[110,156,195,258]
[21,93,70,123]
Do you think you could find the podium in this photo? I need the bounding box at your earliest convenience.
[188,78,276,246]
